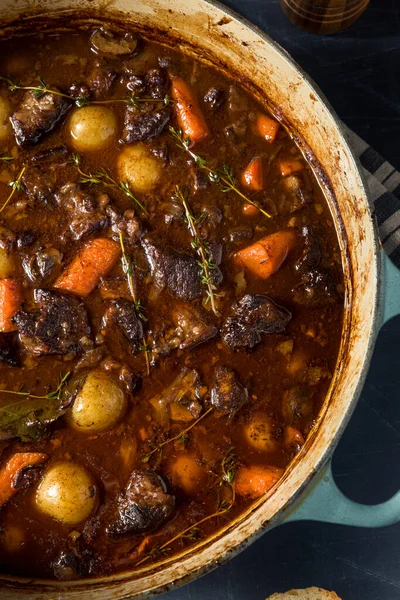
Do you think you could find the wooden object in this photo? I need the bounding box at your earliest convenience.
[280,0,370,34]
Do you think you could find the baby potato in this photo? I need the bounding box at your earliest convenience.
[35,461,97,526]
[117,143,162,193]
[0,96,12,141]
[69,105,118,152]
[0,248,15,279]
[69,370,127,433]
[243,413,278,453]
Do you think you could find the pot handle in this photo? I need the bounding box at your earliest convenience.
[283,462,400,527]
[284,251,400,527]
[382,251,400,324]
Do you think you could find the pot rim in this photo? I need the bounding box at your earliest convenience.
[0,0,382,595]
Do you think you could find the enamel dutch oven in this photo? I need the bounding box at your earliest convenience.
[0,0,399,598]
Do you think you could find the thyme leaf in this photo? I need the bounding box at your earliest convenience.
[169,126,272,218]
[173,185,219,316]
[119,233,151,375]
[0,166,26,214]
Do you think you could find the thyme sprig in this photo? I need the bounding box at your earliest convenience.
[0,155,14,162]
[142,406,214,463]
[0,372,70,403]
[0,166,26,214]
[173,185,219,316]
[136,448,236,567]
[70,153,146,214]
[119,233,151,375]
[0,74,171,109]
[170,126,272,218]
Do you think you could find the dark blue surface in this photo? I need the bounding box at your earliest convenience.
[162,2,400,599]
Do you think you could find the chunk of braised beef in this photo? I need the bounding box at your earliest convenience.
[90,28,139,57]
[122,107,170,144]
[22,168,57,205]
[145,68,168,99]
[10,91,71,147]
[292,268,338,307]
[108,299,144,353]
[172,304,217,350]
[22,247,62,283]
[222,294,292,351]
[56,183,109,241]
[14,289,92,357]
[29,145,69,164]
[88,62,117,98]
[204,87,224,109]
[0,334,20,367]
[142,238,202,301]
[295,226,321,271]
[107,207,142,244]
[106,470,175,538]
[211,366,248,417]
[227,226,253,245]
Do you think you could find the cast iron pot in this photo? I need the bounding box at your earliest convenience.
[0,0,399,598]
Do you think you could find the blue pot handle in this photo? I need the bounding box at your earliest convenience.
[285,251,400,527]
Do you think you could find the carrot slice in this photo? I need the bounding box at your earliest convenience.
[235,465,283,499]
[171,76,209,146]
[279,158,304,177]
[0,452,48,507]
[0,278,22,333]
[241,156,264,191]
[234,229,298,280]
[54,238,121,297]
[254,113,280,143]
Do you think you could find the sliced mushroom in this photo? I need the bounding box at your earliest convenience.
[90,28,139,57]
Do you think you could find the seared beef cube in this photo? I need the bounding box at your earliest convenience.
[17,230,36,248]
[107,207,142,244]
[222,294,292,350]
[211,366,248,417]
[69,83,91,104]
[172,304,217,350]
[142,238,202,301]
[126,75,146,94]
[53,547,94,581]
[109,299,144,353]
[123,107,170,144]
[0,226,16,250]
[0,333,20,367]
[106,470,174,538]
[292,268,338,307]
[204,87,224,109]
[22,248,62,283]
[145,68,167,99]
[22,168,56,205]
[14,289,92,357]
[88,62,117,98]
[10,91,71,147]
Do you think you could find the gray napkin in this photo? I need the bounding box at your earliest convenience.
[346,128,400,267]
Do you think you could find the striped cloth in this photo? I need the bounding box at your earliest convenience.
[345,128,400,268]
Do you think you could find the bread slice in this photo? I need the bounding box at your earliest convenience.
[267,587,342,600]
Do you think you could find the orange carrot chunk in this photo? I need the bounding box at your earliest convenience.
[0,452,48,507]
[279,158,304,177]
[54,238,121,297]
[235,465,283,499]
[242,203,260,217]
[0,279,22,333]
[241,156,264,191]
[171,76,209,146]
[254,113,280,143]
[234,229,298,280]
